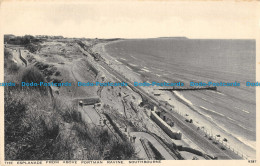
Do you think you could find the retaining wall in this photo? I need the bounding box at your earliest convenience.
[150,111,182,140]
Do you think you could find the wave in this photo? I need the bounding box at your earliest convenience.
[114,59,122,64]
[125,66,132,71]
[141,68,150,72]
[130,55,137,60]
[199,106,225,117]
[227,117,235,122]
[209,90,226,96]
[216,91,226,96]
[211,125,256,158]
[225,115,254,132]
[235,135,256,153]
[129,63,138,67]
[172,91,255,156]
[235,107,250,114]
[241,110,250,114]
[198,111,214,121]
[174,91,193,105]
[151,67,164,72]
[105,40,255,157]
[236,123,254,132]
[209,118,256,155]
[199,107,253,132]
[201,97,214,104]
[201,116,256,156]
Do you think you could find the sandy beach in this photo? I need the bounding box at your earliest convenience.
[93,39,256,159]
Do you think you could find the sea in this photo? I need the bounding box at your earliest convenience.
[105,38,256,158]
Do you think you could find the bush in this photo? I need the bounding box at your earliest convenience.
[5,35,37,45]
[5,65,138,160]
[4,89,60,159]
[26,43,41,53]
[61,105,82,123]
[4,49,20,73]
[4,87,138,160]
[21,67,48,94]
[34,62,49,70]
[4,93,27,145]
[55,71,61,76]
[105,141,136,160]
[4,49,13,59]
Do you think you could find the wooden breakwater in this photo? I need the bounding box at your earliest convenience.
[158,86,217,91]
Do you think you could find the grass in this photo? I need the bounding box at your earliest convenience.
[34,62,58,77]
[4,48,20,73]
[4,89,62,160]
[5,87,137,160]
[4,65,138,160]
[4,36,138,160]
[26,43,41,53]
[20,66,48,94]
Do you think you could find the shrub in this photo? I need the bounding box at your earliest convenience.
[25,43,41,53]
[4,92,27,145]
[5,62,137,160]
[55,71,61,76]
[21,67,48,94]
[34,62,49,70]
[61,106,82,123]
[4,49,20,73]
[4,89,57,159]
[4,49,13,59]
[105,141,136,160]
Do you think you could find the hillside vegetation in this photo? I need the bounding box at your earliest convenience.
[4,36,137,160]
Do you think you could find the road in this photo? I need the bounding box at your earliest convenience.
[96,59,242,160]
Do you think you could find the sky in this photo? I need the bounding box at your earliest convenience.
[0,1,259,39]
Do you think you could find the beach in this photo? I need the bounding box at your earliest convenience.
[94,38,256,159]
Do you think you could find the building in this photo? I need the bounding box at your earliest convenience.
[78,97,101,106]
[150,110,182,140]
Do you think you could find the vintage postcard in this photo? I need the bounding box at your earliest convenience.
[0,0,259,165]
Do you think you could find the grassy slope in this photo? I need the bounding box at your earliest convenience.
[4,37,137,160]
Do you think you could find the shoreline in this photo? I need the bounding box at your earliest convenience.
[94,40,256,159]
[168,91,256,157]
